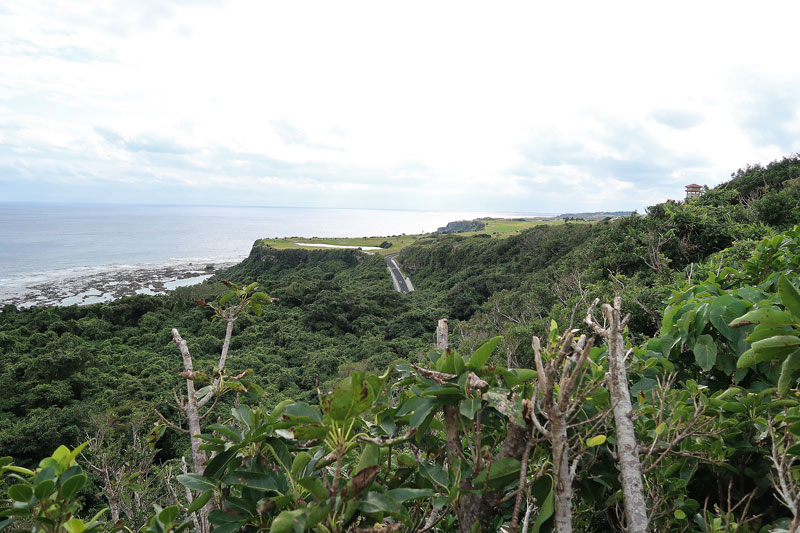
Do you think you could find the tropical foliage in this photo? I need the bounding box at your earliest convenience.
[2,155,800,531]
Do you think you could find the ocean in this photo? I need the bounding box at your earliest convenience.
[0,203,537,307]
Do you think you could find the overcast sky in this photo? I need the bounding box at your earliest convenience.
[1,1,799,213]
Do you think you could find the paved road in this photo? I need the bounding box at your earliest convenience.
[385,253,413,294]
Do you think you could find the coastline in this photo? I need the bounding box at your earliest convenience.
[0,208,557,310]
[0,204,533,309]
[0,260,239,308]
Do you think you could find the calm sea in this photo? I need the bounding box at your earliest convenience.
[0,203,538,304]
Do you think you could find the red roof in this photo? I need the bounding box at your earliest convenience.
[685,183,702,188]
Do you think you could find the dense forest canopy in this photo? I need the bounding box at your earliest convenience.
[2,154,800,531]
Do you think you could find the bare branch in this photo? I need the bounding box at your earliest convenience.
[155,409,188,433]
[509,427,540,533]
[411,363,457,384]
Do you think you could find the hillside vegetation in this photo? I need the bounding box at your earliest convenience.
[2,155,800,531]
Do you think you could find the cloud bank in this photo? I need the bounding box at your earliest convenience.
[1,1,799,213]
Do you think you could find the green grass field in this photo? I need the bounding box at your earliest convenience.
[258,236,421,256]
[459,217,577,236]
[256,217,589,255]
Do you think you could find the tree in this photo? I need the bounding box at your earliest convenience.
[156,281,274,533]
[586,297,649,532]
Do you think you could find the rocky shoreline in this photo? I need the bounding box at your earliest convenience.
[0,261,238,308]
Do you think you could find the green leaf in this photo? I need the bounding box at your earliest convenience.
[396,396,425,417]
[409,399,436,428]
[710,295,747,341]
[787,443,800,456]
[221,471,278,492]
[746,325,794,342]
[778,350,800,396]
[298,477,329,502]
[291,452,312,478]
[203,448,238,479]
[484,388,524,426]
[292,425,328,441]
[60,473,87,500]
[420,384,463,397]
[531,482,554,533]
[251,291,271,302]
[212,522,246,533]
[694,302,711,334]
[51,445,71,469]
[718,387,743,401]
[186,490,213,514]
[467,336,502,370]
[209,508,242,525]
[8,484,32,502]
[195,385,213,400]
[661,304,680,335]
[63,518,85,533]
[729,307,797,328]
[305,502,330,528]
[170,519,193,533]
[473,457,521,490]
[2,465,33,476]
[752,335,800,355]
[437,350,464,375]
[419,462,449,488]
[674,509,686,520]
[502,368,537,388]
[353,444,380,476]
[34,466,55,484]
[60,464,82,484]
[87,508,108,526]
[737,347,782,368]
[158,505,179,526]
[219,291,235,306]
[779,276,800,318]
[65,442,89,467]
[250,301,262,316]
[693,335,717,371]
[177,473,217,491]
[358,491,401,514]
[271,510,305,533]
[206,424,242,443]
[34,479,55,500]
[459,397,481,420]
[549,320,559,344]
[586,435,606,447]
[722,402,746,414]
[325,373,375,421]
[283,402,322,424]
[385,488,434,502]
[231,405,252,428]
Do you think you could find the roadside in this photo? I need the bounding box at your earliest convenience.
[385,253,414,294]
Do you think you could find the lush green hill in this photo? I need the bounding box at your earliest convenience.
[3,155,800,531]
[0,248,443,467]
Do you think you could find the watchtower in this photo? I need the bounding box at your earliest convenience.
[685,183,703,200]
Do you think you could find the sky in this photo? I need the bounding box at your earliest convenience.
[1,1,799,214]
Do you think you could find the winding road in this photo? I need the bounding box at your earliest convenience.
[385,253,414,294]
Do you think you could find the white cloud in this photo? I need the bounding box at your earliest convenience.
[1,1,800,212]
